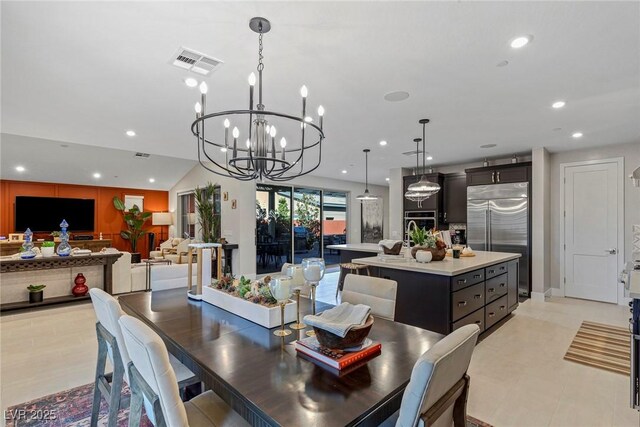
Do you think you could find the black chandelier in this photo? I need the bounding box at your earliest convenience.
[190,17,326,181]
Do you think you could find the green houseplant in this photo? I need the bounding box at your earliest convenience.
[27,284,46,303]
[41,241,55,257]
[410,227,446,260]
[194,182,220,243]
[113,196,151,263]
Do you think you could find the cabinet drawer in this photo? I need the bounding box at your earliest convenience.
[451,282,484,322]
[485,295,508,329]
[485,275,508,303]
[451,269,485,292]
[485,262,508,280]
[452,307,484,333]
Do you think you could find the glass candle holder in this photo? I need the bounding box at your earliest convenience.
[286,265,306,330]
[302,258,325,316]
[269,275,293,337]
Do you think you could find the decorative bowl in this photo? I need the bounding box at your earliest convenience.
[381,242,403,255]
[313,315,374,349]
[411,246,446,261]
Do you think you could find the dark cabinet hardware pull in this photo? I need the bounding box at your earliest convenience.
[488,288,495,293]
[500,266,506,270]
[474,321,482,325]
[491,172,495,183]
[500,306,506,310]
[473,274,481,279]
[488,312,495,318]
[474,294,482,299]
[496,171,501,182]
[458,301,467,307]
[488,269,495,274]
[500,283,506,288]
[457,279,467,285]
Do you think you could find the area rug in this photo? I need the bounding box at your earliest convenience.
[564,320,630,375]
[5,383,492,427]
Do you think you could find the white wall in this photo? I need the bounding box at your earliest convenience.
[169,163,389,276]
[548,141,640,290]
[531,148,551,299]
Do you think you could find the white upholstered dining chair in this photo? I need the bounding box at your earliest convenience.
[88,289,199,427]
[119,315,249,427]
[393,324,480,427]
[341,274,398,321]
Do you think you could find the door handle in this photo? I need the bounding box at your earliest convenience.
[496,171,501,183]
[491,171,495,183]
[605,248,617,255]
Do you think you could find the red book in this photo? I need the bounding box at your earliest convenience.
[295,336,382,370]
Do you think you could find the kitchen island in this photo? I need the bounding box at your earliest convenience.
[325,243,381,263]
[352,251,521,334]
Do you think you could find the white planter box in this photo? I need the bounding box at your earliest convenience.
[202,286,297,329]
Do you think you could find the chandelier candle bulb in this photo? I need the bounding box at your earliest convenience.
[318,105,324,129]
[280,137,286,160]
[249,72,255,110]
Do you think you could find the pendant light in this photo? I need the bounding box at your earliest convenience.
[404,119,440,207]
[356,149,378,202]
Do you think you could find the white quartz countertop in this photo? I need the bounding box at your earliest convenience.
[325,243,382,253]
[628,271,640,299]
[352,251,521,276]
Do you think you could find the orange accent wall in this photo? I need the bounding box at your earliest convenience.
[0,180,169,259]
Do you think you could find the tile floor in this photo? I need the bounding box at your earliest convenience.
[1,274,639,426]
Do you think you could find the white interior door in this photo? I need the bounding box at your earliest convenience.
[564,161,620,303]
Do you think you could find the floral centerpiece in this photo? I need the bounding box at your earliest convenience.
[211,275,280,307]
[410,227,447,261]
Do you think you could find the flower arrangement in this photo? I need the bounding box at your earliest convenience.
[410,227,446,249]
[211,275,278,307]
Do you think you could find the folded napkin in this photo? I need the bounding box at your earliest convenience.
[303,302,371,338]
[378,240,402,250]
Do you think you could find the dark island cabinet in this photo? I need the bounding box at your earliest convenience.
[443,173,467,223]
[466,162,532,186]
[374,258,519,335]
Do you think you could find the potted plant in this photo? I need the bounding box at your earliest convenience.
[41,241,55,257]
[410,227,447,260]
[194,182,220,243]
[113,196,151,263]
[27,284,46,303]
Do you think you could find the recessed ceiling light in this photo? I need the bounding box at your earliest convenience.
[385,177,390,181]
[15,166,25,172]
[93,173,101,178]
[379,140,387,146]
[384,91,410,102]
[510,35,532,49]
[552,101,566,109]
[341,170,347,174]
[126,130,136,137]
[427,156,433,161]
[149,178,156,183]
[184,77,198,88]
[572,132,583,138]
[480,144,497,149]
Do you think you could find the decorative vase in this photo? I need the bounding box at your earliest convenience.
[410,245,428,259]
[72,273,89,297]
[415,250,432,263]
[56,220,72,257]
[20,228,36,259]
[131,253,142,264]
[41,246,55,257]
[426,247,447,261]
[29,291,43,304]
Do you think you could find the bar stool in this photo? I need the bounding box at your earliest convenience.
[336,263,370,299]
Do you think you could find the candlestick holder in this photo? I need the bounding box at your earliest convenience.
[269,275,293,337]
[274,301,292,337]
[289,289,306,330]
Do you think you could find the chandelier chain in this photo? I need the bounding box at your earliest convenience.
[257,33,264,72]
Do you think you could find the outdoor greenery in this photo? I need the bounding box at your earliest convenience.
[295,193,320,250]
[195,182,220,243]
[112,196,151,253]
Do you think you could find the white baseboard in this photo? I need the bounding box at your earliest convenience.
[551,287,564,297]
[531,288,553,301]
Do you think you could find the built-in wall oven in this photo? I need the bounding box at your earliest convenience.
[404,211,437,246]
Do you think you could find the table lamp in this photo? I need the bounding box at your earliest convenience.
[152,212,172,242]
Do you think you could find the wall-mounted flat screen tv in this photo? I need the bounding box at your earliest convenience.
[15,196,95,232]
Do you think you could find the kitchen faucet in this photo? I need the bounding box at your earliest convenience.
[406,220,417,247]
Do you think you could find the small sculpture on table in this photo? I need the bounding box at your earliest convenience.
[20,228,36,259]
[56,219,72,257]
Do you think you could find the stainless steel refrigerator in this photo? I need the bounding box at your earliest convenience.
[467,183,530,296]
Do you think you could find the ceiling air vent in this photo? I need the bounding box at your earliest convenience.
[135,152,150,158]
[170,47,223,76]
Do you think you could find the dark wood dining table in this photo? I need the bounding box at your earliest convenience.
[118,288,444,427]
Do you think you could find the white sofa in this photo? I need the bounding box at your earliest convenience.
[110,250,198,294]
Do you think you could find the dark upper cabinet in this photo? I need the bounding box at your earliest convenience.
[403,174,444,218]
[466,162,531,186]
[443,174,467,223]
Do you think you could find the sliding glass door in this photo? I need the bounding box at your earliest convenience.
[256,184,292,275]
[322,191,348,265]
[293,188,322,264]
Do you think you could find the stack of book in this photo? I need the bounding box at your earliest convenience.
[295,336,381,371]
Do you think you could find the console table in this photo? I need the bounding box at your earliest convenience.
[0,252,122,312]
[0,239,112,256]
